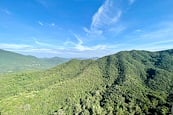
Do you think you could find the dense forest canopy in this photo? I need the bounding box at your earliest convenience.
[0,49,173,114]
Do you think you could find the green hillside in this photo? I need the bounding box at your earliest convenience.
[0,49,173,114]
[0,49,69,73]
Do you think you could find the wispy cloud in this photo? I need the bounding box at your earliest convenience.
[74,40,107,52]
[0,43,65,57]
[64,33,107,51]
[64,33,120,53]
[35,40,52,47]
[38,21,56,27]
[34,39,64,49]
[84,0,122,35]
[91,7,121,29]
[0,43,32,50]
[0,39,121,58]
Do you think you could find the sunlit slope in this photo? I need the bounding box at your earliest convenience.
[0,49,173,114]
[0,49,68,73]
[0,59,104,114]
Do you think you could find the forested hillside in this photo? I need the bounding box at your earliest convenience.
[0,49,69,73]
[0,49,173,114]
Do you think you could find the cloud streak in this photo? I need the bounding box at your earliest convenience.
[34,39,65,50]
[0,43,32,50]
[65,33,122,57]
[84,0,122,35]
[0,42,119,58]
[65,34,108,51]
[38,21,56,28]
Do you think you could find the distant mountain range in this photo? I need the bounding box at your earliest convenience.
[0,49,173,114]
[0,49,69,73]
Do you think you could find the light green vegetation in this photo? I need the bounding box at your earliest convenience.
[0,49,173,114]
[0,49,69,74]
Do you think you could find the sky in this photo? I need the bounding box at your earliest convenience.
[0,0,173,58]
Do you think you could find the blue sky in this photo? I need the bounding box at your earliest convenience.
[0,0,173,58]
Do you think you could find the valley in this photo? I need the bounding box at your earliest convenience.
[0,49,69,74]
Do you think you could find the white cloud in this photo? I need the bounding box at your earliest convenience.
[64,33,119,52]
[34,39,65,49]
[83,27,103,35]
[83,0,137,37]
[0,41,121,58]
[84,0,123,36]
[73,34,107,51]
[91,8,121,29]
[34,39,52,47]
[0,43,32,50]
[0,43,66,57]
[38,21,56,27]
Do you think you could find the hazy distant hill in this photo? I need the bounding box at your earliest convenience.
[0,49,69,73]
[0,49,173,114]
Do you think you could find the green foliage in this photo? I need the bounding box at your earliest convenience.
[0,49,173,114]
[0,49,69,73]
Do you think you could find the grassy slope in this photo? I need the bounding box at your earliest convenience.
[0,49,68,73]
[0,49,173,114]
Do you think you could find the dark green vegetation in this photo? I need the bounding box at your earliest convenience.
[0,49,69,73]
[0,49,173,114]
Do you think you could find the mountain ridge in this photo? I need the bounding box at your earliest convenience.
[0,49,69,73]
[0,49,173,114]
